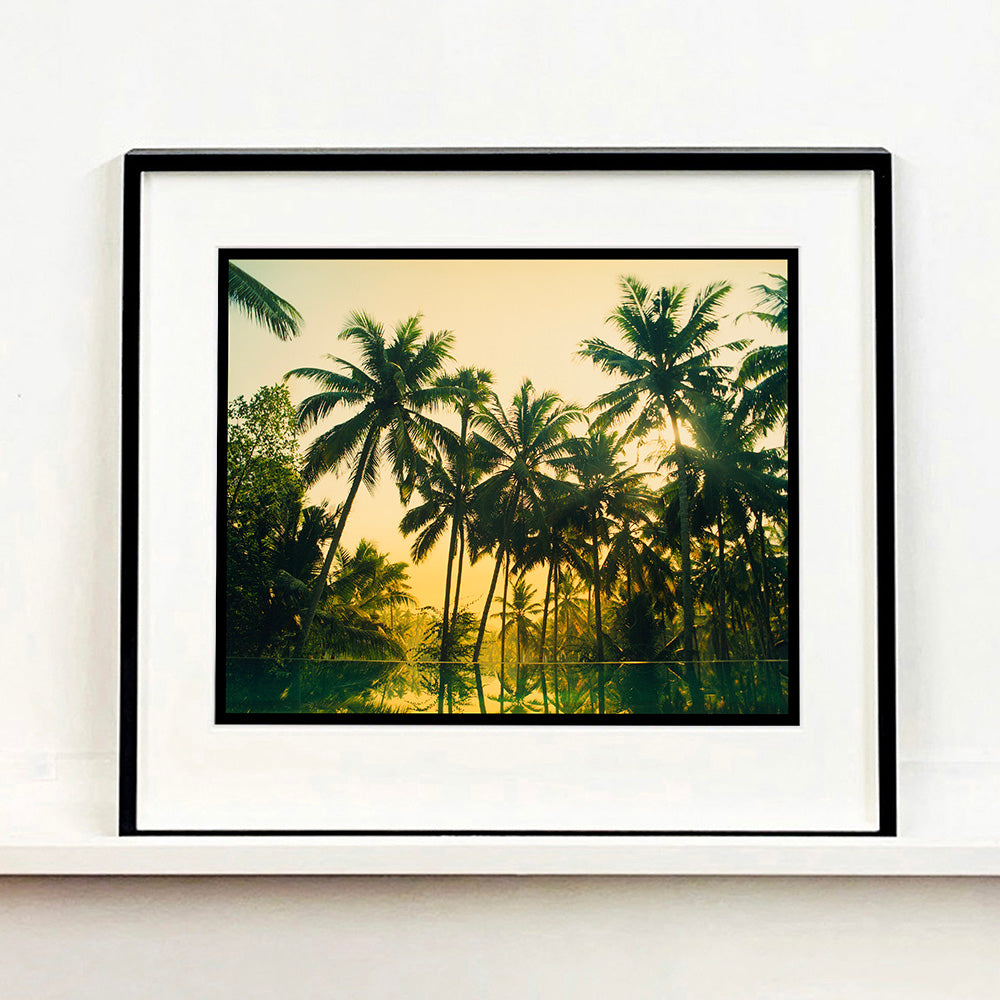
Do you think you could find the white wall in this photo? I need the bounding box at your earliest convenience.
[2,0,999,993]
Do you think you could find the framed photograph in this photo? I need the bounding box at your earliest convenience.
[121,148,895,837]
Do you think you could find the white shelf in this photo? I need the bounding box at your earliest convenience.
[3,757,999,874]
[4,838,1000,876]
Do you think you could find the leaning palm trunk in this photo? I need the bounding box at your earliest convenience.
[469,543,504,713]
[294,425,378,658]
[450,523,465,635]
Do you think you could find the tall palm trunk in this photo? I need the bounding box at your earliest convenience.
[716,509,729,661]
[450,523,465,635]
[471,542,504,714]
[439,412,471,710]
[667,404,702,710]
[500,549,510,712]
[537,555,554,713]
[592,514,605,714]
[295,424,378,658]
[515,614,521,698]
[437,506,461,713]
[551,558,560,714]
[472,487,520,713]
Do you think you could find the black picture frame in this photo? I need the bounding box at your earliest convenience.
[120,147,895,838]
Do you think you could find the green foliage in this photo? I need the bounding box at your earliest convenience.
[228,263,302,341]
[285,311,457,656]
[306,540,414,660]
[737,274,789,432]
[288,311,456,493]
[226,385,310,656]
[225,383,415,661]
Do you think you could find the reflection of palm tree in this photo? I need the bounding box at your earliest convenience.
[286,312,454,655]
[468,380,581,712]
[228,263,302,341]
[580,276,739,698]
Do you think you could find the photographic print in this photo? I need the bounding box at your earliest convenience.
[221,251,795,722]
[122,150,893,837]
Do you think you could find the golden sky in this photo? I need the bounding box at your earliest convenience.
[228,256,788,611]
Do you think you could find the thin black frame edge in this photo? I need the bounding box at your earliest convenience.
[872,154,897,837]
[120,147,896,838]
[124,147,891,176]
[119,155,141,837]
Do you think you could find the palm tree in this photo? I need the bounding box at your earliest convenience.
[400,367,494,711]
[544,518,575,712]
[553,567,589,655]
[233,499,336,657]
[737,274,789,434]
[400,456,468,709]
[399,441,492,707]
[309,540,414,660]
[580,276,742,681]
[271,535,412,664]
[286,312,455,656]
[504,480,575,713]
[467,380,582,712]
[662,394,787,660]
[432,368,495,666]
[557,428,653,713]
[329,539,414,622]
[228,263,302,340]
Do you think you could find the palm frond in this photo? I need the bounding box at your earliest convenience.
[228,263,302,341]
